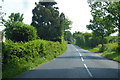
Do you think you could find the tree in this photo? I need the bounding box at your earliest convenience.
[2,13,37,42]
[31,1,64,42]
[73,31,82,39]
[64,31,72,42]
[105,1,120,52]
[64,18,72,31]
[64,18,72,42]
[87,1,115,50]
[2,13,24,27]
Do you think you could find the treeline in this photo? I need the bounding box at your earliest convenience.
[73,31,118,49]
[1,1,71,79]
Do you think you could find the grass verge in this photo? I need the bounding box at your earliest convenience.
[76,43,120,62]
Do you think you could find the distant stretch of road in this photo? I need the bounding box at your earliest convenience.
[15,44,119,79]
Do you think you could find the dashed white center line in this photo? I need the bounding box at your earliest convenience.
[72,45,93,78]
[84,64,93,78]
[81,57,84,61]
[79,53,82,56]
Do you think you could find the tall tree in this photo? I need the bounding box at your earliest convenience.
[31,1,64,42]
[64,18,72,41]
[105,1,120,52]
[87,1,114,50]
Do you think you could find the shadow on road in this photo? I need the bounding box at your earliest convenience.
[57,56,107,60]
[14,67,119,79]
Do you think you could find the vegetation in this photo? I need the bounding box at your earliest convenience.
[73,32,102,48]
[2,40,67,78]
[102,43,120,61]
[73,31,119,61]
[86,1,115,50]
[106,1,120,53]
[1,0,119,79]
[31,1,65,42]
[64,18,72,31]
[2,13,37,42]
[64,31,73,42]
[1,1,69,79]
[75,0,119,61]
[64,18,73,42]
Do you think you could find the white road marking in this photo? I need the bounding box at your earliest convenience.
[81,57,84,61]
[72,45,84,61]
[72,45,93,78]
[76,49,78,51]
[79,53,82,56]
[84,64,93,78]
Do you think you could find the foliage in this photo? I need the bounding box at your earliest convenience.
[73,31,118,49]
[87,1,120,52]
[104,36,118,43]
[2,39,67,78]
[64,31,73,42]
[2,13,24,26]
[31,1,65,42]
[64,18,72,31]
[64,18,72,42]
[102,43,120,61]
[106,1,120,52]
[73,32,100,48]
[4,22,37,42]
[87,1,115,49]
[2,13,37,42]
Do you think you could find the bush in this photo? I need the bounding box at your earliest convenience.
[101,43,119,61]
[2,39,67,78]
[76,35,85,46]
[104,43,118,52]
[104,36,118,44]
[4,22,37,42]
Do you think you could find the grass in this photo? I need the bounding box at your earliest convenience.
[78,45,101,52]
[78,43,120,62]
[101,51,120,61]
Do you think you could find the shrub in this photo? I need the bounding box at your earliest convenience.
[101,43,119,61]
[5,22,37,42]
[2,39,67,78]
[104,43,118,52]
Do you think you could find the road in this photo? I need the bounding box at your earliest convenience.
[15,44,119,79]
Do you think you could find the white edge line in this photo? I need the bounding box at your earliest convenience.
[84,64,93,78]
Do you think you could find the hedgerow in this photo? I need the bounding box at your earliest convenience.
[2,39,67,79]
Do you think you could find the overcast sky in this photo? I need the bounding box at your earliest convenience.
[1,0,93,33]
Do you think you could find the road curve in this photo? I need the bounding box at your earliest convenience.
[15,44,119,79]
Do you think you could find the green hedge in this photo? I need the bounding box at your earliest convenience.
[2,39,67,79]
[4,22,37,42]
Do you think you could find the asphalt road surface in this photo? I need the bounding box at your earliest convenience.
[15,44,119,79]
